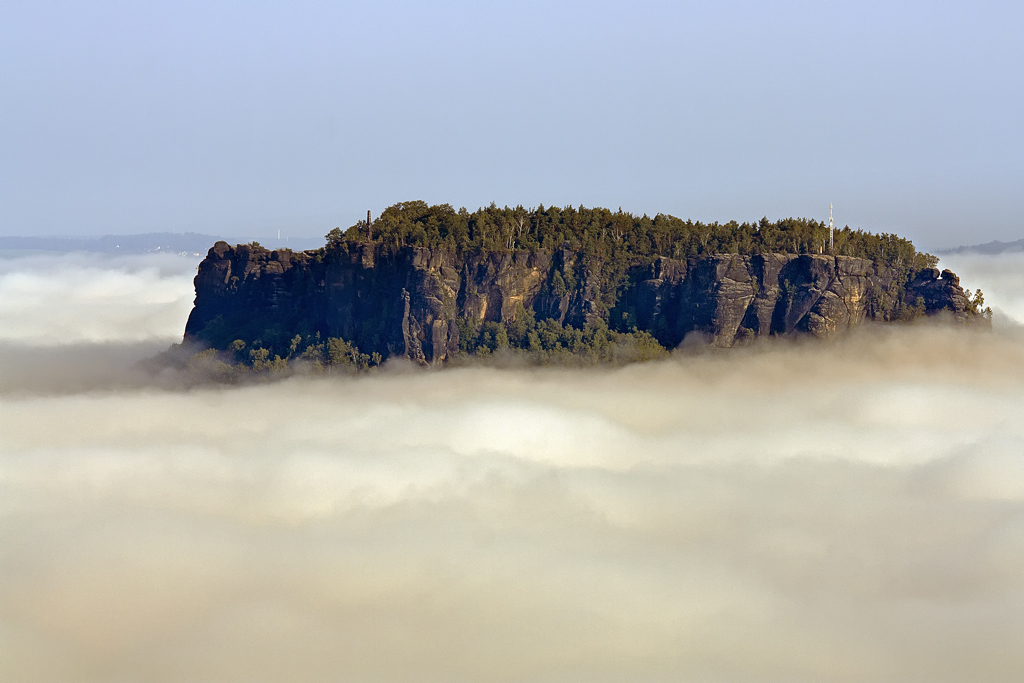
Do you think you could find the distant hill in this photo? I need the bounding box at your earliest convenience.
[937,238,1024,255]
[0,232,220,256]
[0,232,325,255]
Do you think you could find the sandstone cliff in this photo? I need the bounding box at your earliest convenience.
[184,241,979,365]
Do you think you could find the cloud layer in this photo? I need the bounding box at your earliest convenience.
[1,253,1024,682]
[939,251,1024,326]
[0,252,198,345]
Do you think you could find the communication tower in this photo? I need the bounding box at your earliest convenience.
[828,203,834,252]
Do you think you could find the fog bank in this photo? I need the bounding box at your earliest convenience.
[2,252,1024,682]
[0,252,198,345]
[939,251,1024,326]
[3,325,1024,682]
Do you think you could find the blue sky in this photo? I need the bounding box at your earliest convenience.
[1,0,1021,248]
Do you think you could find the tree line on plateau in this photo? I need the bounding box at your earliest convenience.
[327,201,938,273]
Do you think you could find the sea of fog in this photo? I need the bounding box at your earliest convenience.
[2,250,1024,682]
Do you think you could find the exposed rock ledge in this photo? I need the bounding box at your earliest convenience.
[184,242,980,365]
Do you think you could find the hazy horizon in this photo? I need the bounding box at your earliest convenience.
[0,214,1018,255]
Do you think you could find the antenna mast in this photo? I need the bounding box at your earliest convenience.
[828,203,834,252]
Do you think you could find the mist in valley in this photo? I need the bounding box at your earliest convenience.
[2,252,1024,681]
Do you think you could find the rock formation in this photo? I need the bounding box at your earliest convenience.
[184,241,981,365]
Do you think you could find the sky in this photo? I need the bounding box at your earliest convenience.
[2,0,1022,249]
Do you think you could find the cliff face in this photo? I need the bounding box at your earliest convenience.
[184,242,978,364]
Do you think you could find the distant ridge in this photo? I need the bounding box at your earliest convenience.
[0,232,325,255]
[937,237,1024,255]
[0,232,220,255]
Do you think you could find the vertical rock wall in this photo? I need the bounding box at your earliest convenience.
[185,242,979,364]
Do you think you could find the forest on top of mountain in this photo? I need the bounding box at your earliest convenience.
[325,201,939,275]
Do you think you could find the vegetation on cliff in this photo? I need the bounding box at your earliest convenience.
[327,201,938,274]
[194,312,669,376]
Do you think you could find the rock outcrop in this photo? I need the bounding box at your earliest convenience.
[184,241,981,364]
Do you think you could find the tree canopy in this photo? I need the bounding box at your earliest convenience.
[326,201,938,275]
